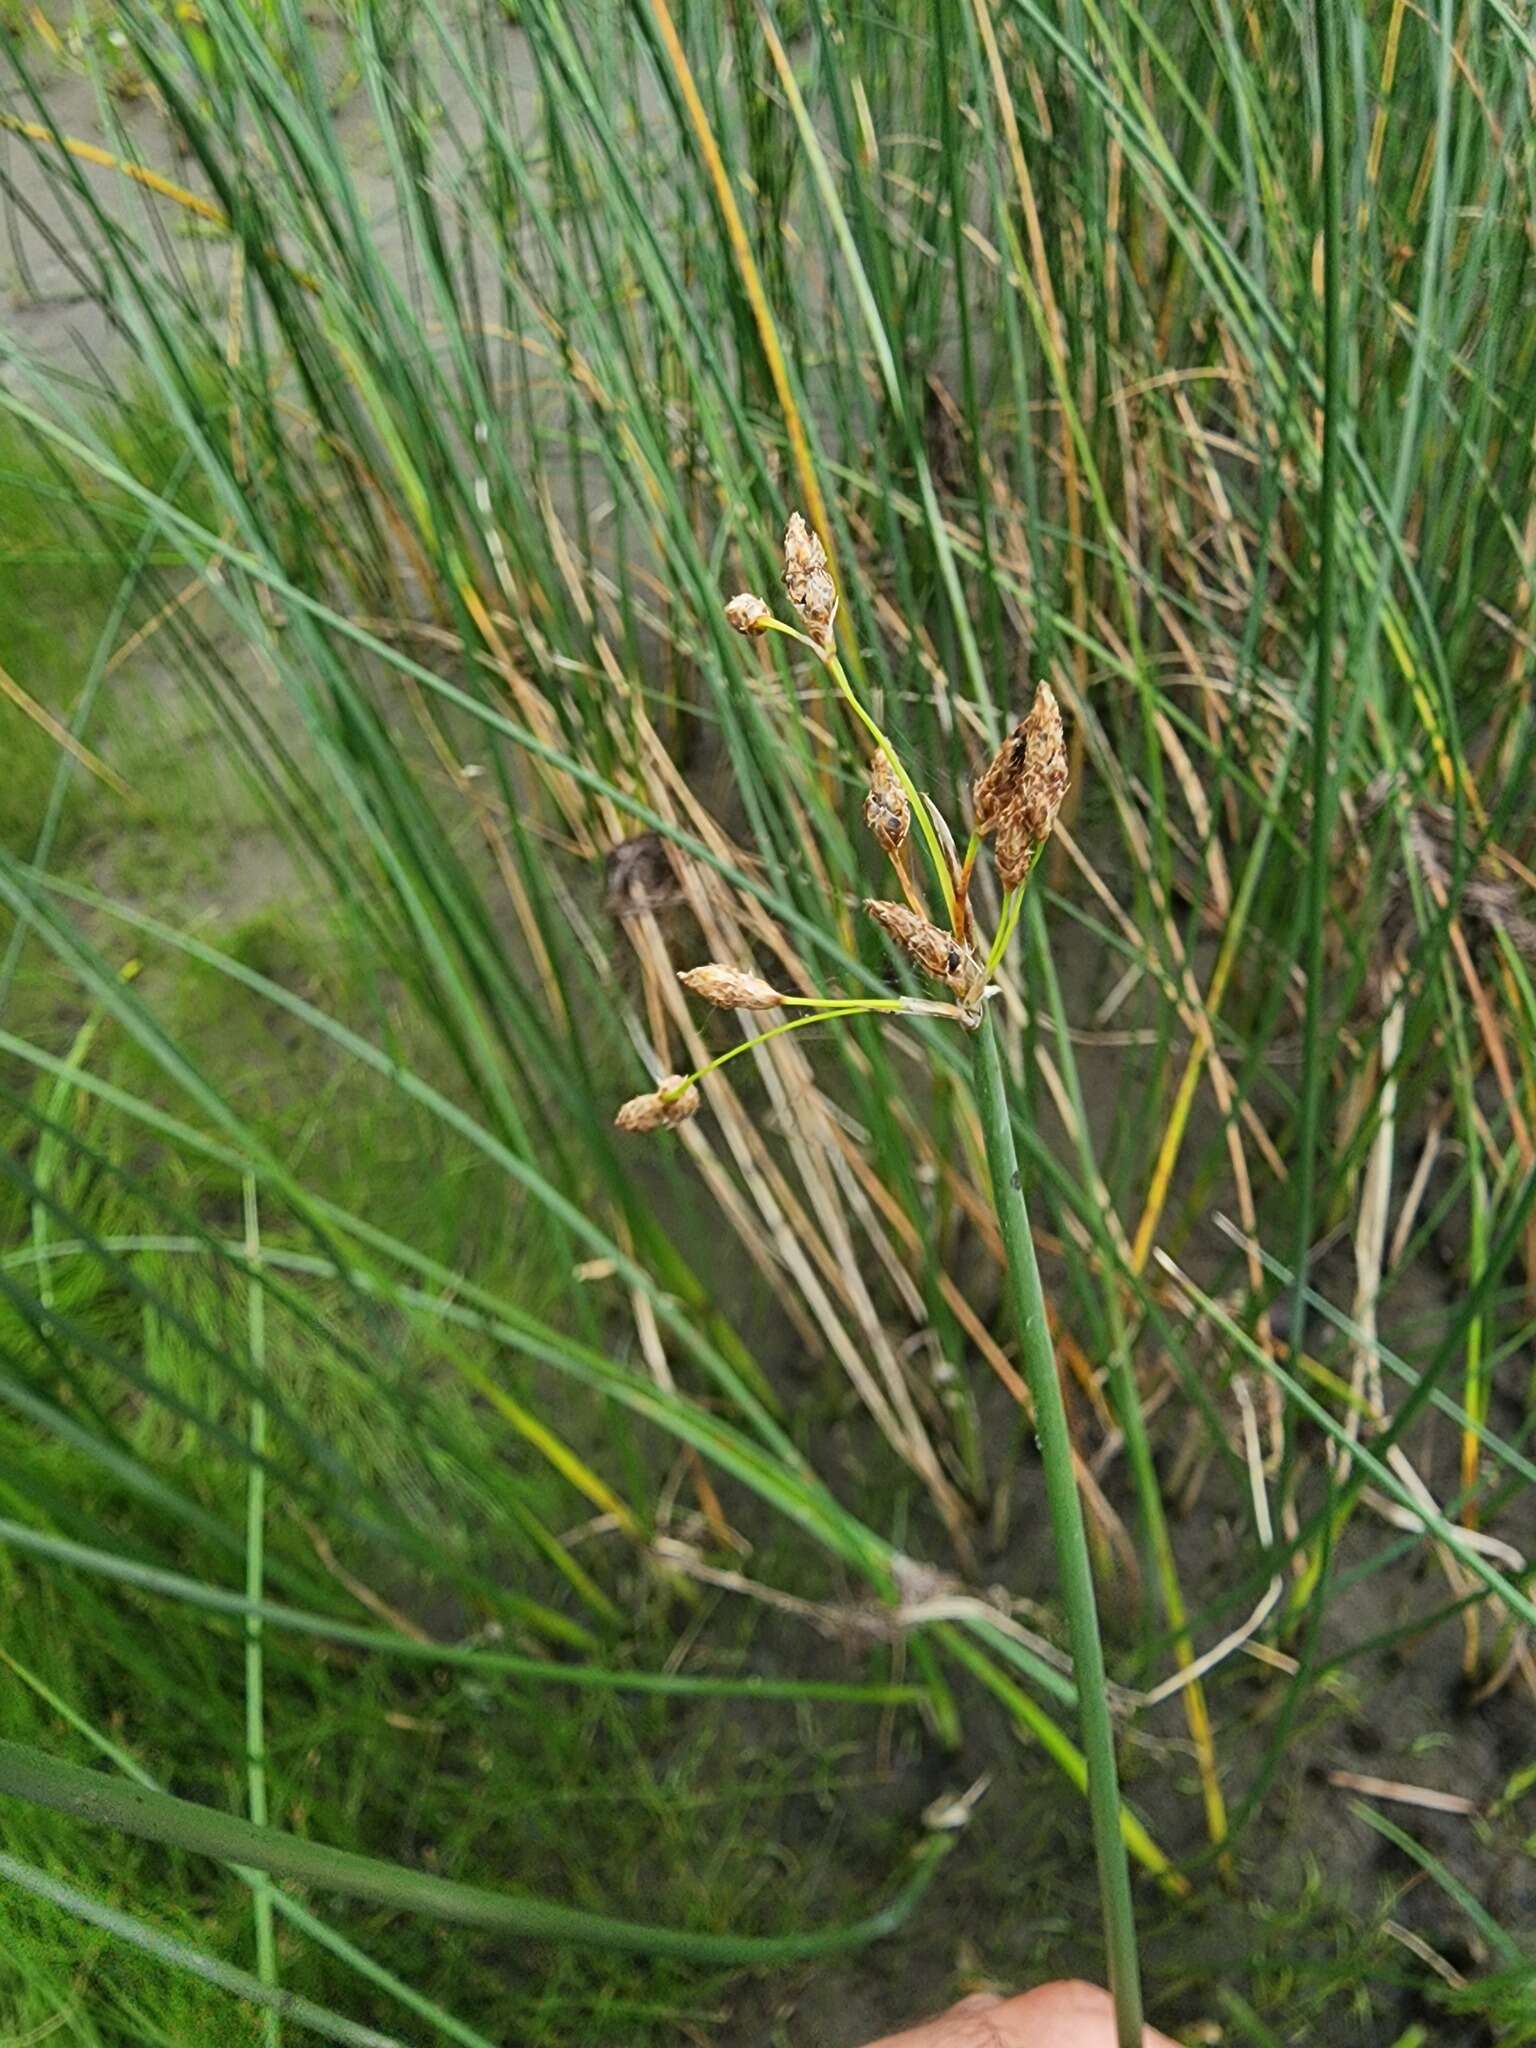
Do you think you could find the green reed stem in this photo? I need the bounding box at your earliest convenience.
[985,880,1027,974]
[1291,0,1345,1374]
[0,1738,950,1962]
[0,1853,397,2048]
[661,999,905,1099]
[761,615,956,922]
[822,652,957,924]
[971,1009,1143,2047]
[241,1177,280,2047]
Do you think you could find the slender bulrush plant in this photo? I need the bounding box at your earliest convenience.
[616,515,1143,2044]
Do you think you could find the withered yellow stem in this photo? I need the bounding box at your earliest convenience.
[889,843,929,922]
[0,660,133,800]
[0,112,230,225]
[968,0,1090,721]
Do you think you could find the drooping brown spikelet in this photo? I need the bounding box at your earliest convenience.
[863,898,977,995]
[972,680,1069,839]
[678,964,786,1010]
[724,592,772,636]
[614,1076,701,1133]
[863,751,910,856]
[782,512,838,654]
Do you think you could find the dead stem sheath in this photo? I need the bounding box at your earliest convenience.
[971,1010,1143,2047]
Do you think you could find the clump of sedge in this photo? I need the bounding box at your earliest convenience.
[615,513,1071,1130]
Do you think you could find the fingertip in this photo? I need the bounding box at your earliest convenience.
[986,1981,1179,2045]
[985,1981,1110,2040]
[856,1978,1177,2047]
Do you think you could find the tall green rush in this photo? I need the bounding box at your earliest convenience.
[1290,0,1346,1373]
[617,514,1143,2043]
[971,1012,1143,2044]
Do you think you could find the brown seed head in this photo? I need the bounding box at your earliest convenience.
[994,804,1037,892]
[724,591,772,636]
[972,724,1026,837]
[1014,680,1069,841]
[614,1076,701,1134]
[678,964,786,1011]
[863,751,910,857]
[864,898,981,1002]
[973,679,1070,840]
[782,512,838,655]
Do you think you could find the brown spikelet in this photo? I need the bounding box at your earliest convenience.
[1013,680,1069,841]
[678,964,786,1010]
[994,803,1037,892]
[614,1076,701,1133]
[864,899,981,1001]
[972,727,1024,836]
[973,679,1069,839]
[863,751,910,856]
[724,592,772,636]
[782,512,838,654]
